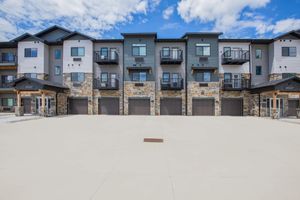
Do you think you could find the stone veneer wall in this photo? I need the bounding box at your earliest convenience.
[187,81,220,116]
[93,90,123,115]
[63,73,93,114]
[124,81,155,115]
[155,90,186,115]
[57,93,68,115]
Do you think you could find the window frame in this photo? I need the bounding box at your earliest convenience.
[282,47,297,57]
[162,72,170,82]
[100,47,109,58]
[54,66,61,76]
[101,72,109,82]
[71,47,85,57]
[223,47,231,58]
[131,71,148,82]
[24,48,38,58]
[255,66,262,75]
[54,49,62,59]
[132,44,147,57]
[255,49,262,59]
[162,47,170,57]
[71,72,85,82]
[196,43,211,56]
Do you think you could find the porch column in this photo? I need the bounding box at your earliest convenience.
[15,91,24,116]
[41,91,46,116]
[272,92,279,119]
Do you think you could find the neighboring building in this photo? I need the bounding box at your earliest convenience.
[0,26,299,118]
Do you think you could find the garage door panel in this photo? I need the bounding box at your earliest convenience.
[288,99,299,116]
[192,98,215,116]
[160,98,182,115]
[221,98,243,116]
[129,98,150,115]
[68,98,88,115]
[99,98,119,115]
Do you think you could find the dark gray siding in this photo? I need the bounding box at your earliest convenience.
[123,36,156,81]
[48,46,63,84]
[186,36,219,81]
[251,44,269,85]
[39,29,70,42]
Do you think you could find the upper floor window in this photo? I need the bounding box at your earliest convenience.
[132,44,146,56]
[1,53,15,62]
[55,66,61,76]
[282,47,297,57]
[0,98,16,107]
[131,71,147,81]
[24,73,37,79]
[196,43,211,56]
[195,71,212,82]
[223,47,231,57]
[71,72,85,82]
[1,75,15,83]
[162,47,170,57]
[255,49,262,59]
[24,48,37,57]
[256,66,262,75]
[100,48,108,58]
[54,49,62,59]
[71,47,85,57]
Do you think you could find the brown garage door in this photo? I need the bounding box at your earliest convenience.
[128,98,150,115]
[99,97,119,115]
[192,98,215,116]
[221,98,243,116]
[22,98,32,114]
[288,99,299,116]
[160,98,182,115]
[68,98,88,114]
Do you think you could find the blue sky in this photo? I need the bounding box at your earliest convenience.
[0,0,300,41]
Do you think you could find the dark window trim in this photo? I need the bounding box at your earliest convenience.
[195,43,211,57]
[255,49,262,59]
[24,48,38,58]
[71,47,85,57]
[54,66,61,76]
[223,47,231,57]
[101,72,109,82]
[256,66,262,75]
[162,72,170,82]
[54,49,62,60]
[132,44,147,57]
[282,47,297,57]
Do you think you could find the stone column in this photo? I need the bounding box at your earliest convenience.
[272,92,279,119]
[41,91,46,117]
[15,91,24,116]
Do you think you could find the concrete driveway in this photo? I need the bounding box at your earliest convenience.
[0,116,300,200]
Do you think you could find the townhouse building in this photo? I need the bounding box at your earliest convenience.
[0,26,299,118]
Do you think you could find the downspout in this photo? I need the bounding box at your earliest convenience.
[185,39,188,116]
[122,40,125,115]
[56,92,58,115]
[249,43,252,86]
[258,93,261,117]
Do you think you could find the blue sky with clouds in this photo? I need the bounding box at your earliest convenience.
[0,0,300,41]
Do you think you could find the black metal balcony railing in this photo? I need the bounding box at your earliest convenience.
[222,50,250,65]
[160,49,183,64]
[222,79,250,90]
[0,55,17,65]
[161,78,184,90]
[94,51,119,64]
[94,78,119,90]
[0,82,14,89]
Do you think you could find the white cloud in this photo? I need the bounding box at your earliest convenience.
[163,6,174,20]
[160,22,180,30]
[271,18,300,34]
[0,0,161,41]
[177,0,270,31]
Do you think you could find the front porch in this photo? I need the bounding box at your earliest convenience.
[12,77,68,117]
[251,76,300,119]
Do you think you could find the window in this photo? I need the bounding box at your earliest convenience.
[196,43,211,56]
[1,98,15,107]
[55,66,61,75]
[54,49,61,59]
[203,72,211,82]
[255,49,262,59]
[71,73,85,82]
[101,73,108,82]
[282,47,297,57]
[223,47,231,57]
[256,66,262,75]
[195,71,213,82]
[132,44,146,56]
[24,73,37,79]
[132,71,147,81]
[1,75,15,83]
[162,72,170,82]
[100,48,108,59]
[24,48,38,57]
[162,47,170,57]
[71,47,85,57]
[1,52,14,62]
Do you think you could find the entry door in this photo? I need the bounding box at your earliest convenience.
[110,73,117,87]
[269,98,283,117]
[110,48,117,60]
[172,48,179,59]
[22,98,32,114]
[232,74,241,88]
[36,97,50,114]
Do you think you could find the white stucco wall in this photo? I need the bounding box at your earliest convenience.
[269,39,300,74]
[17,41,47,74]
[219,42,250,74]
[63,39,93,73]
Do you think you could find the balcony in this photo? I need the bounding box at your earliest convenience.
[222,50,249,65]
[0,82,14,90]
[160,49,183,64]
[94,51,119,65]
[0,55,17,67]
[161,78,184,90]
[222,79,250,90]
[94,78,119,90]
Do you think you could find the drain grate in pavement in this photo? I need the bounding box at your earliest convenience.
[144,138,164,143]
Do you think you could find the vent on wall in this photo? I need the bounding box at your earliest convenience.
[135,57,144,63]
[73,58,82,62]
